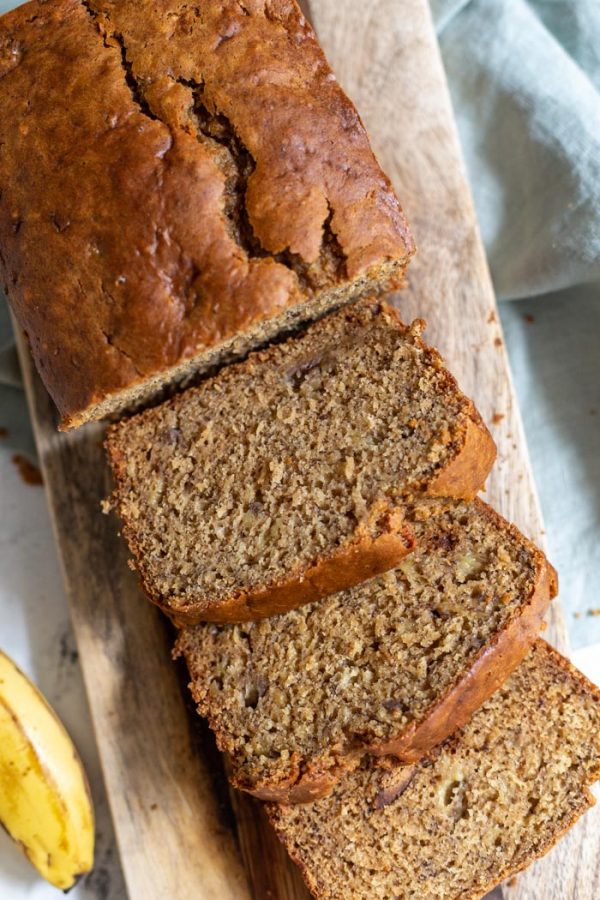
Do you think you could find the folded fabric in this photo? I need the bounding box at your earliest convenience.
[433,0,600,647]
[433,0,600,300]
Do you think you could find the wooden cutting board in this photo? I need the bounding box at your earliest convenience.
[14,0,599,898]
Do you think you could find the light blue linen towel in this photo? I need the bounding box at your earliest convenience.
[432,0,600,646]
[433,0,600,299]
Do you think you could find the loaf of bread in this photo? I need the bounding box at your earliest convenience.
[0,0,414,430]
[268,641,600,899]
[106,301,495,624]
[175,498,556,802]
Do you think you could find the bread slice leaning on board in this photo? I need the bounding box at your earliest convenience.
[176,497,556,803]
[268,642,600,900]
[0,0,414,430]
[106,301,496,625]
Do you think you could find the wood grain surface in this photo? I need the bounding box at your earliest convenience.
[13,0,598,898]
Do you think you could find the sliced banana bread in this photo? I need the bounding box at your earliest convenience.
[175,498,556,802]
[106,301,495,625]
[268,641,600,900]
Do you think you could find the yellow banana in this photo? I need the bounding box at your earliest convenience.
[0,649,94,890]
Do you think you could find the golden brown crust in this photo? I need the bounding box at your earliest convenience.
[426,415,496,501]
[0,0,413,429]
[234,759,346,805]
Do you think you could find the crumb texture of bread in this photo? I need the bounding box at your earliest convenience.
[176,497,554,801]
[107,302,495,623]
[268,642,600,900]
[0,0,414,429]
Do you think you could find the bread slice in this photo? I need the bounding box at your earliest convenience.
[268,641,600,900]
[106,301,495,625]
[175,498,556,802]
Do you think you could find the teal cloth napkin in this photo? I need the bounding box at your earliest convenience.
[432,0,600,647]
[1,0,599,645]
[432,0,600,300]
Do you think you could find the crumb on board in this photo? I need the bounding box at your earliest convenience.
[492,412,505,425]
[523,313,535,324]
[11,453,43,486]
[494,337,502,347]
[487,310,497,324]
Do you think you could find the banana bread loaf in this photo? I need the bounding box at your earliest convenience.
[268,641,600,899]
[0,0,414,430]
[175,497,556,802]
[106,301,496,624]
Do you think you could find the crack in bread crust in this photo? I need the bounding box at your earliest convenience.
[0,0,414,428]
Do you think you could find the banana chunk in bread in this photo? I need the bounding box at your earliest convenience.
[0,0,414,430]
[176,498,556,801]
[107,301,495,624]
[268,641,600,900]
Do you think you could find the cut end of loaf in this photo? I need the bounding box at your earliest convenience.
[267,642,600,900]
[58,250,410,430]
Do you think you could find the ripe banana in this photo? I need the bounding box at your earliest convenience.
[0,649,94,890]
